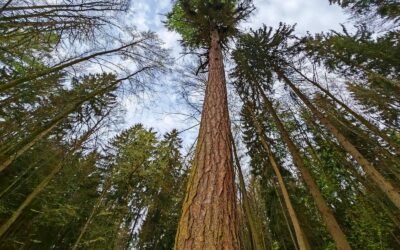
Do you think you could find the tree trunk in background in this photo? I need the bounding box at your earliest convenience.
[293,67,400,155]
[174,30,239,249]
[251,115,310,250]
[0,68,147,173]
[275,68,400,210]
[0,162,62,239]
[255,87,352,250]
[232,140,266,250]
[0,122,100,239]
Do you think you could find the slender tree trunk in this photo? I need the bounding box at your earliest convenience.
[71,186,108,250]
[0,119,62,172]
[275,68,400,210]
[253,88,352,250]
[0,39,146,93]
[0,68,148,172]
[174,30,239,249]
[0,162,62,238]
[249,178,274,249]
[232,140,266,250]
[292,67,400,154]
[273,184,299,250]
[0,123,99,238]
[250,115,310,250]
[0,160,38,199]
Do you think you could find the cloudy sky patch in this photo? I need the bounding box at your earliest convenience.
[121,0,350,145]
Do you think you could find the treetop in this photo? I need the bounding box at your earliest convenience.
[165,0,254,49]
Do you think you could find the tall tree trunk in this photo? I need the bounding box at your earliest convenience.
[71,184,109,250]
[0,160,39,199]
[232,140,266,250]
[0,162,62,238]
[0,119,101,238]
[253,89,352,250]
[292,67,400,154]
[275,68,400,210]
[174,30,239,250]
[0,39,147,93]
[0,68,149,172]
[250,114,310,250]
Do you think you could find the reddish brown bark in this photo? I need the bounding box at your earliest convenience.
[174,30,239,249]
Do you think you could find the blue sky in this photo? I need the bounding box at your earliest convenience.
[119,0,350,148]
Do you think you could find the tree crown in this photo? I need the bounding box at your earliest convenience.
[165,0,254,49]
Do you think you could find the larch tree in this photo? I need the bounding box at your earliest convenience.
[165,0,254,249]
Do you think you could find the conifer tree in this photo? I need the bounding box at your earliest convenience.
[233,24,400,210]
[165,1,253,248]
[233,25,352,249]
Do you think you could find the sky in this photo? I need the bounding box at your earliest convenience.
[119,0,350,149]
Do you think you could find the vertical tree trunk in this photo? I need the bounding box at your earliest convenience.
[232,140,266,250]
[275,68,400,210]
[250,115,310,250]
[174,30,239,250]
[254,88,352,250]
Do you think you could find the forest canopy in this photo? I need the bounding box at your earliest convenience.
[0,0,399,249]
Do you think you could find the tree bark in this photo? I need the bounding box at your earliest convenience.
[232,140,266,250]
[254,88,352,250]
[275,68,400,210]
[174,30,239,250]
[250,115,310,250]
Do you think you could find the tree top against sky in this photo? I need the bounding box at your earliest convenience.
[165,0,254,49]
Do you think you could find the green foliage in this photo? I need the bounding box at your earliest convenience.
[233,20,400,249]
[165,0,254,49]
[329,0,400,22]
[1,1,400,249]
[301,26,400,80]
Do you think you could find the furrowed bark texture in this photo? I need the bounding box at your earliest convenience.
[174,30,239,250]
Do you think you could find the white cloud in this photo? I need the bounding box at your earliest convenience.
[121,0,351,144]
[244,0,349,34]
